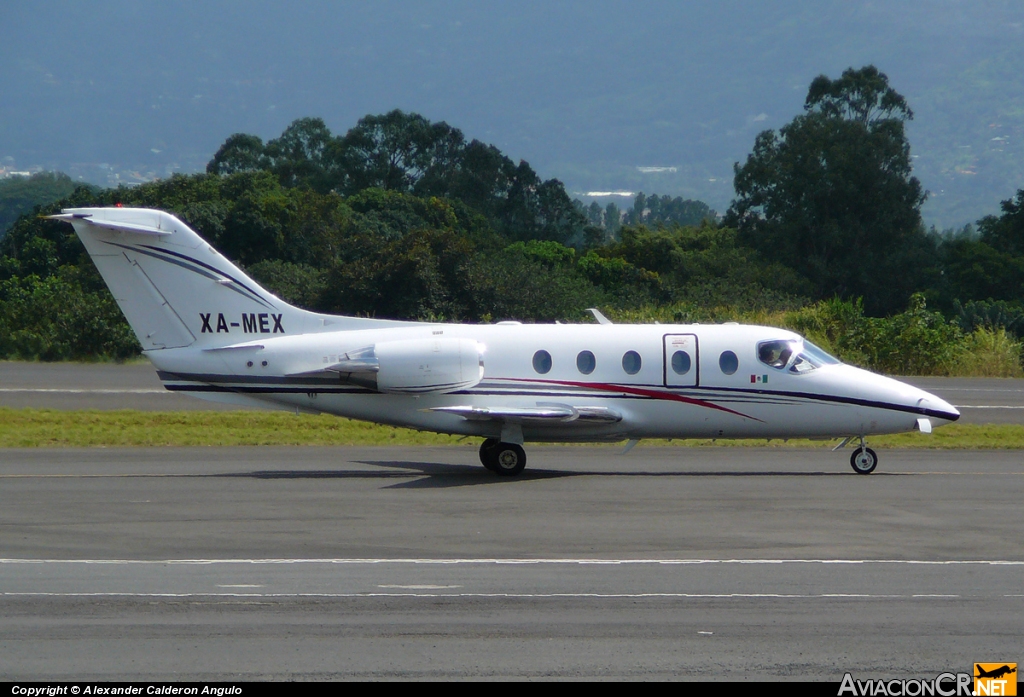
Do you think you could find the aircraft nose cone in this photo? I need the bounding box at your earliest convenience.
[918,393,960,423]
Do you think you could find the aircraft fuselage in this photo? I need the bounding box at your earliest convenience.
[152,321,959,443]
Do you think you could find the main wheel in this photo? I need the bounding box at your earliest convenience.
[479,438,500,472]
[850,447,878,475]
[492,442,527,477]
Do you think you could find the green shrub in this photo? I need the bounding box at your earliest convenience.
[947,327,1023,377]
[0,267,140,361]
[953,298,1024,338]
[841,294,965,375]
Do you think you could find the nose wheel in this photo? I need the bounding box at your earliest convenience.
[479,438,527,476]
[849,445,878,474]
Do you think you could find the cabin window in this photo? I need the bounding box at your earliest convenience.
[622,350,642,375]
[576,350,596,375]
[719,350,738,375]
[533,350,552,374]
[670,350,691,375]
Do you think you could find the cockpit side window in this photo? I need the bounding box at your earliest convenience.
[757,340,796,369]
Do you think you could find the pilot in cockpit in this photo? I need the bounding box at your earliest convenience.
[758,341,792,369]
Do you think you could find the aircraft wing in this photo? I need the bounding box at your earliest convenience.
[428,404,622,424]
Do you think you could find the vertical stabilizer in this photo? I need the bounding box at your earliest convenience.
[49,207,323,350]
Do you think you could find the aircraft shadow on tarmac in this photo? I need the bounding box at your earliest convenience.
[215,461,568,488]
[213,460,863,489]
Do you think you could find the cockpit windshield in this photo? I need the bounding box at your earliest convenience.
[801,340,841,366]
[757,339,841,374]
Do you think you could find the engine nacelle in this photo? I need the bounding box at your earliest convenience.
[376,337,484,393]
[331,338,485,394]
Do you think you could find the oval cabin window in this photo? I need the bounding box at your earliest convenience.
[622,350,642,375]
[576,350,596,375]
[719,350,738,375]
[671,350,691,375]
[533,350,552,374]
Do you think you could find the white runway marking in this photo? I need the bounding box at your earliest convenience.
[0,592,971,599]
[5,558,1016,603]
[2,558,1022,565]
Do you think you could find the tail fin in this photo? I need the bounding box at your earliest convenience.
[50,207,400,350]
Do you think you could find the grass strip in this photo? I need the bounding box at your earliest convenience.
[0,408,1022,449]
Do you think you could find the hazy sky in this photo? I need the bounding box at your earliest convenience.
[3,1,1022,226]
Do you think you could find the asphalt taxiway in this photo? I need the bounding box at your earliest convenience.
[1,446,1022,680]
[2,361,1022,679]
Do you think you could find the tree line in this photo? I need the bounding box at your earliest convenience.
[2,67,1024,374]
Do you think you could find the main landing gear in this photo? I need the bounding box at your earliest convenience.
[479,438,527,477]
[849,436,878,475]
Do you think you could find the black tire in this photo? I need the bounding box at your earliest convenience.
[850,447,878,475]
[493,442,527,477]
[479,438,500,472]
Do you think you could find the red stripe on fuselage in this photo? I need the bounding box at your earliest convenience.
[495,377,762,422]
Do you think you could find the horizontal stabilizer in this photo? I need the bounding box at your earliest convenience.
[46,213,172,236]
[203,342,265,352]
[429,404,621,424]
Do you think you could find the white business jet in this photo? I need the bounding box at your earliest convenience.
[50,207,959,476]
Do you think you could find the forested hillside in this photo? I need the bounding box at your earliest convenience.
[2,69,1023,375]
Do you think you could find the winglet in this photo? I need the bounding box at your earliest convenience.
[587,308,612,325]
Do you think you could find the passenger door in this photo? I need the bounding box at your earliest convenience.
[663,334,698,387]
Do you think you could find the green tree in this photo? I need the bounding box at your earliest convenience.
[937,238,1024,306]
[592,222,807,307]
[727,65,932,315]
[320,227,481,321]
[978,189,1024,256]
[604,201,621,235]
[444,140,518,215]
[0,266,139,360]
[246,259,327,310]
[335,110,464,195]
[264,117,337,193]
[0,172,81,237]
[206,133,268,176]
[204,112,589,245]
[625,192,716,228]
[479,246,603,322]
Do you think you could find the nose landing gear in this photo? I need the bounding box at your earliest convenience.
[479,438,527,476]
[849,436,878,475]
